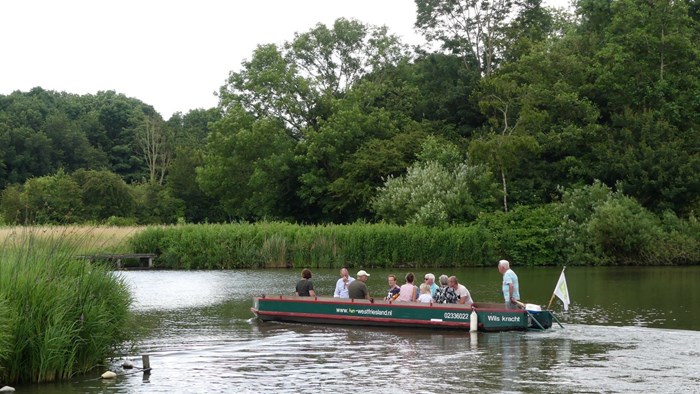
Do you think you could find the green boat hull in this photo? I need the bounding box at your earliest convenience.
[252,295,552,332]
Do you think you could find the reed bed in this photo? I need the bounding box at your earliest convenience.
[0,228,135,384]
[0,225,145,255]
[128,222,500,269]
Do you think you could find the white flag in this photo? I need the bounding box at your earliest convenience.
[553,270,570,311]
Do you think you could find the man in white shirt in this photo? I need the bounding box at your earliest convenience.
[424,273,440,298]
[333,267,354,298]
[448,276,474,307]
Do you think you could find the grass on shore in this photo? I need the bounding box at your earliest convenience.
[0,227,136,383]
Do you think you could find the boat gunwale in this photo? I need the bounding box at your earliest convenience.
[254,295,524,314]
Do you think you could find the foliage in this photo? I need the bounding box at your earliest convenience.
[586,195,664,265]
[415,0,515,75]
[71,169,135,221]
[0,229,134,383]
[218,18,410,137]
[22,170,83,224]
[0,185,25,224]
[0,88,155,187]
[374,137,499,225]
[198,107,298,221]
[373,160,499,225]
[475,205,562,265]
[167,146,226,223]
[131,182,183,225]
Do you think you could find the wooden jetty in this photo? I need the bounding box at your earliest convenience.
[80,253,157,269]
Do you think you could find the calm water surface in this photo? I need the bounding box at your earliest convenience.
[22,267,700,393]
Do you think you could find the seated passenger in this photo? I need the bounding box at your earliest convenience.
[385,274,401,300]
[448,275,474,307]
[417,283,433,303]
[424,273,439,298]
[348,270,371,299]
[434,274,459,304]
[295,268,316,297]
[397,272,418,302]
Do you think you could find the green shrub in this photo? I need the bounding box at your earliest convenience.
[586,196,664,265]
[476,205,562,266]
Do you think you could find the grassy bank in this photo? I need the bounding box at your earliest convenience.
[0,228,135,384]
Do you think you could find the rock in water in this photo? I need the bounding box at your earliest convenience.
[122,359,134,369]
[101,371,118,379]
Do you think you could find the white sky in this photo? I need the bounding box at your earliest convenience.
[0,0,571,119]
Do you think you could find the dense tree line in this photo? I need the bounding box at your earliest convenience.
[1,1,699,240]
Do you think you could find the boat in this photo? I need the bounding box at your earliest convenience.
[251,295,554,332]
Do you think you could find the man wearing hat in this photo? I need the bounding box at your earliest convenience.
[348,270,371,299]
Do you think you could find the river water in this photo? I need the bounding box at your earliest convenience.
[22,266,700,393]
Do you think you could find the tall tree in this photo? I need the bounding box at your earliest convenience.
[415,0,515,75]
[198,107,298,220]
[218,18,410,138]
[137,116,172,185]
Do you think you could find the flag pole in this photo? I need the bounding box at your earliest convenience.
[547,266,566,310]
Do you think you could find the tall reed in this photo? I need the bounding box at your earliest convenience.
[128,222,499,269]
[0,228,134,383]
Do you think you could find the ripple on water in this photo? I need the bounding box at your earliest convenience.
[86,270,700,394]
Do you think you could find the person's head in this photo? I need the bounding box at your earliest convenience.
[448,275,459,289]
[424,273,435,285]
[340,267,349,278]
[357,270,370,282]
[388,274,397,287]
[498,259,510,274]
[302,268,312,279]
[439,274,449,287]
[420,283,430,294]
[405,272,415,284]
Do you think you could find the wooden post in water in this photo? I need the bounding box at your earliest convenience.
[142,354,151,373]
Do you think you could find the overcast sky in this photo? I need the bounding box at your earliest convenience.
[1,0,571,119]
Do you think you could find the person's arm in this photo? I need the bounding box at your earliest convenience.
[459,294,466,304]
[508,283,515,301]
[309,289,316,297]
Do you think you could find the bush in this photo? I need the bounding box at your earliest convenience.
[72,169,136,221]
[476,205,562,266]
[372,161,499,226]
[586,196,664,264]
[0,185,25,224]
[22,170,84,224]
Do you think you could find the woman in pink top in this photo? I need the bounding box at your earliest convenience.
[397,272,418,302]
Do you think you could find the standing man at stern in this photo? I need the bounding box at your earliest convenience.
[498,259,520,309]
